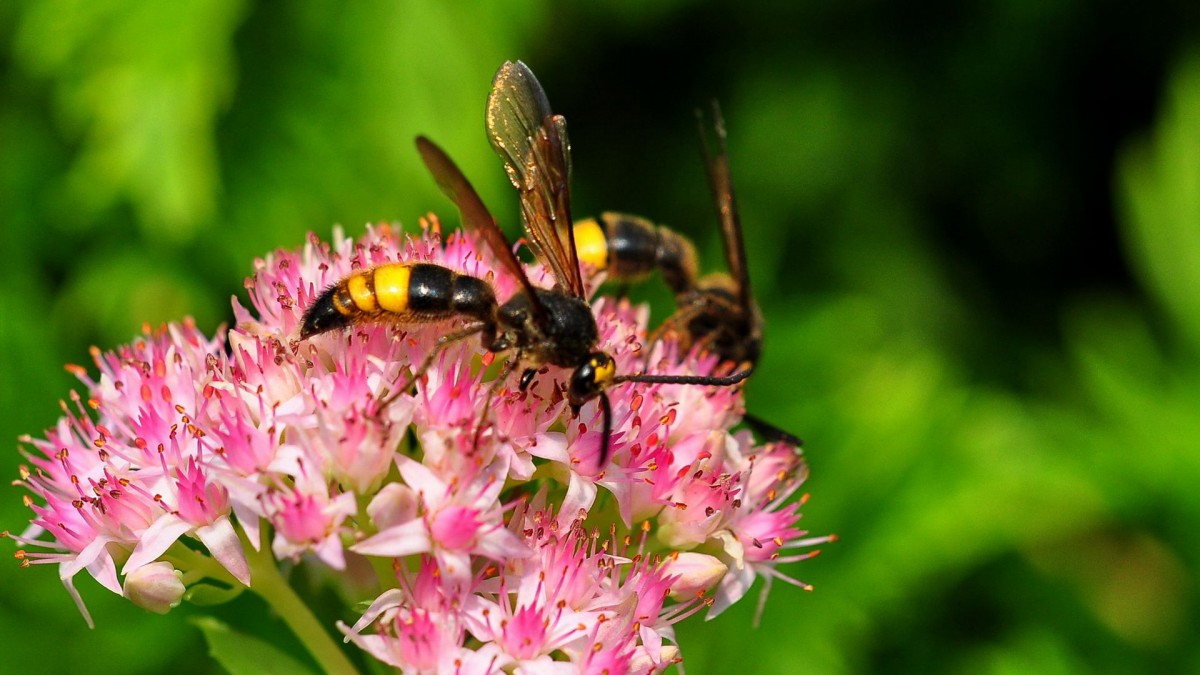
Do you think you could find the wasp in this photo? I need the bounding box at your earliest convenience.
[676,105,803,443]
[300,61,751,463]
[569,105,799,445]
[668,105,764,366]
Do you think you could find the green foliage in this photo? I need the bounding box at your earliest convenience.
[3,1,1199,673]
[1120,54,1200,348]
[14,0,245,242]
[193,617,319,675]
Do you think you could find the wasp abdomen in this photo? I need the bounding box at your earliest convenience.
[653,224,700,297]
[446,272,495,322]
[299,263,496,339]
[575,212,699,296]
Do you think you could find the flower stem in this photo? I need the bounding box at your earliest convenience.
[245,538,358,675]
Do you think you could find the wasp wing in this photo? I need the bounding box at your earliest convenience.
[698,102,753,312]
[485,60,585,299]
[415,135,545,313]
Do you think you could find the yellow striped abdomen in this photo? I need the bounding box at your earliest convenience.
[299,263,497,339]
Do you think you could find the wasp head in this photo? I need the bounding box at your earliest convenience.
[568,352,616,408]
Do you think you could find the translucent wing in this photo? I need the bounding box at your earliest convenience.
[698,102,752,311]
[415,135,544,314]
[485,60,585,298]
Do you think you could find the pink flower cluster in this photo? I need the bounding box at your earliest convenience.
[11,220,829,672]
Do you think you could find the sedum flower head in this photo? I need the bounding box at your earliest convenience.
[10,219,830,670]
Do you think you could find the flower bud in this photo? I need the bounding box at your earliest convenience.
[663,552,727,599]
[366,482,418,530]
[123,562,186,614]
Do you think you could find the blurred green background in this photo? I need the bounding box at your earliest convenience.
[4,1,1200,672]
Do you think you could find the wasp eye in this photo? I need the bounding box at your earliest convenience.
[568,365,597,406]
[568,352,616,406]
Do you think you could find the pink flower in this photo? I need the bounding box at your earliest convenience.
[265,483,358,570]
[122,456,250,586]
[706,439,837,619]
[339,557,498,674]
[352,456,530,584]
[10,223,827,671]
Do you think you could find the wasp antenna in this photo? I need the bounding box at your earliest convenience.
[613,368,752,387]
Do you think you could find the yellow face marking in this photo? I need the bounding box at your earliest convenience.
[373,264,412,314]
[573,218,609,271]
[592,355,616,386]
[347,273,377,313]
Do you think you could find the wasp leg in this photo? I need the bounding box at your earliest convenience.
[741,412,804,447]
[642,300,709,370]
[471,351,523,452]
[518,367,538,391]
[374,322,488,415]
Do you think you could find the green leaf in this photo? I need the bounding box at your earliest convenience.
[1118,53,1200,346]
[191,616,319,675]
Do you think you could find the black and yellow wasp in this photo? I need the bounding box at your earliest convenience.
[568,105,799,445]
[300,61,751,462]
